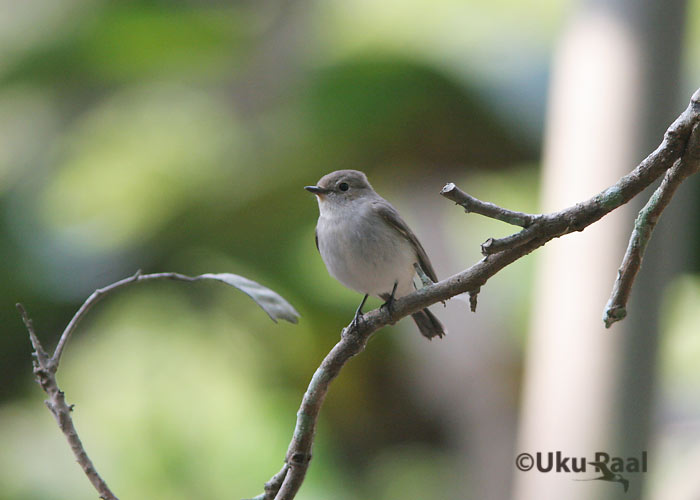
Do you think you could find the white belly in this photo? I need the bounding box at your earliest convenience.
[316,209,417,298]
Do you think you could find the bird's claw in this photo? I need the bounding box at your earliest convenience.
[345,293,369,334]
[350,310,365,330]
[380,296,395,317]
[380,281,398,320]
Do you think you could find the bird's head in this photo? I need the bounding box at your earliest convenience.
[305,170,374,211]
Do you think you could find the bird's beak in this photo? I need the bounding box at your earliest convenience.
[304,185,329,196]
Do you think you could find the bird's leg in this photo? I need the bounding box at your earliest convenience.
[380,281,398,316]
[350,294,369,329]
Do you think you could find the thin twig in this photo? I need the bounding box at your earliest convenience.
[17,303,119,500]
[16,303,49,366]
[52,271,299,367]
[604,122,700,326]
[443,89,700,261]
[19,271,298,500]
[468,288,480,313]
[53,270,199,366]
[441,183,538,227]
[252,88,700,500]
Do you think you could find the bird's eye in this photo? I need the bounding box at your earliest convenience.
[338,182,349,191]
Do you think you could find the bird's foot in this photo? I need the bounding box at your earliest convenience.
[346,294,369,333]
[380,282,398,321]
[349,309,365,331]
[380,296,395,316]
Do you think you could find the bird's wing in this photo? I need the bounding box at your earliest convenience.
[315,227,319,252]
[372,200,439,283]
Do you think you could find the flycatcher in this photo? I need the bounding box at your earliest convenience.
[305,170,445,339]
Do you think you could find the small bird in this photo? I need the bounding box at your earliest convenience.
[305,170,445,339]
[575,461,629,492]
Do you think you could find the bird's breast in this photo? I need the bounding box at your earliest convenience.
[316,210,416,297]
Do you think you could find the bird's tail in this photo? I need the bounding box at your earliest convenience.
[411,308,446,340]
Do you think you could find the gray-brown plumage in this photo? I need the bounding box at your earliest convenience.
[305,170,445,339]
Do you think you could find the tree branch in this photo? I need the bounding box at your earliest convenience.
[18,88,699,500]
[17,303,119,500]
[604,121,700,326]
[440,183,539,227]
[251,88,700,500]
[18,271,299,500]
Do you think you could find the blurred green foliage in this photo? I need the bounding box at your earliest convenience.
[2,0,699,499]
[1,4,250,86]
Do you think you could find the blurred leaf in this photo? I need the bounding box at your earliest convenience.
[198,273,300,324]
[303,55,534,169]
[0,4,252,86]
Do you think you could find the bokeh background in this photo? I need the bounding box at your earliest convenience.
[1,1,699,499]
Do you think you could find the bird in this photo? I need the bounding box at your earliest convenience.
[575,461,629,492]
[305,169,445,339]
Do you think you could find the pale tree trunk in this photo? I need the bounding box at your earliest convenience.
[515,1,687,500]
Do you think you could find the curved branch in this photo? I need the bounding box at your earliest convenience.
[18,271,299,500]
[52,270,192,366]
[53,271,299,367]
[252,87,700,499]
